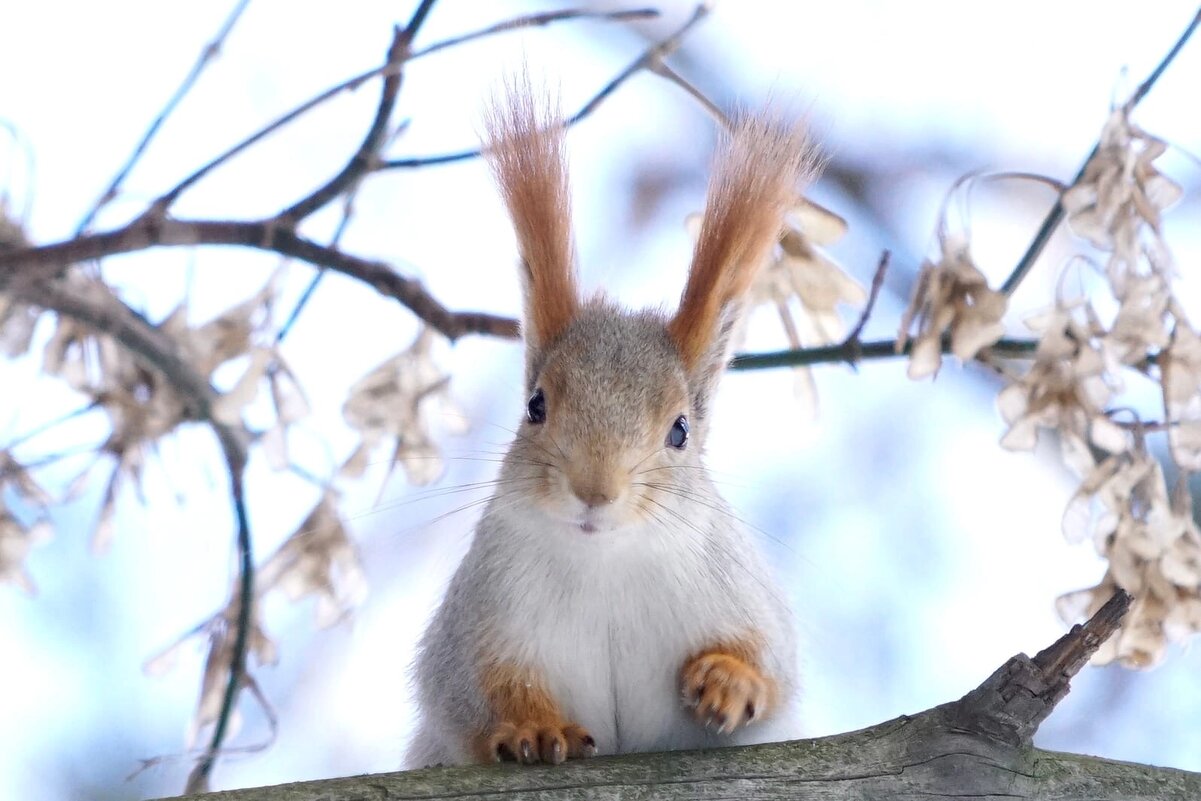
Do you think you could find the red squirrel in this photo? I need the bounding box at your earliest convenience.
[406,75,816,767]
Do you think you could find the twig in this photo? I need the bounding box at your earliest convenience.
[1124,10,1201,111]
[189,447,251,792]
[76,0,252,234]
[277,25,408,223]
[729,336,1040,371]
[1033,589,1131,679]
[842,250,890,353]
[999,9,1201,295]
[408,8,659,60]
[147,64,402,214]
[2,400,100,452]
[275,180,362,345]
[646,58,728,125]
[380,3,711,171]
[0,443,99,479]
[402,0,439,44]
[144,6,660,209]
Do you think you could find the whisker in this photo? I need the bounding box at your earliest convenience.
[634,480,794,555]
[340,477,540,524]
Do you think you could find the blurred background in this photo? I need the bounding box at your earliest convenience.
[1,1,1200,798]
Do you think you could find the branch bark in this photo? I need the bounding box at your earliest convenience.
[163,590,1200,801]
[0,217,519,341]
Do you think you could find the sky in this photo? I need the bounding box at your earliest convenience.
[1,1,1200,798]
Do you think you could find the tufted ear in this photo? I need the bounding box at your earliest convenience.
[484,73,579,385]
[669,114,818,397]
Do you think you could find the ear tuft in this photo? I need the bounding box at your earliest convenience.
[669,114,819,372]
[485,72,579,353]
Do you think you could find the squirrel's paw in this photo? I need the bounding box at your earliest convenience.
[681,652,770,734]
[485,721,596,765]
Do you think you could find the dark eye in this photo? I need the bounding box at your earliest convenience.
[667,415,689,449]
[526,388,547,425]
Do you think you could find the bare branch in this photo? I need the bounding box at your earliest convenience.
[142,4,656,214]
[729,336,1040,371]
[380,3,711,171]
[842,250,890,355]
[408,8,659,60]
[147,65,400,213]
[999,9,1201,295]
[0,218,520,340]
[76,0,253,234]
[277,26,407,223]
[2,401,100,452]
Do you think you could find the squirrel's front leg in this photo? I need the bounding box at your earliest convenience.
[472,662,597,765]
[680,639,777,734]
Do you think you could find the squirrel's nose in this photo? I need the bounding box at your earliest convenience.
[570,478,619,508]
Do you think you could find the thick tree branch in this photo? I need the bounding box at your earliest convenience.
[160,590,1200,801]
[0,217,519,341]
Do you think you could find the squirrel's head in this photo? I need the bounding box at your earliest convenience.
[485,74,816,536]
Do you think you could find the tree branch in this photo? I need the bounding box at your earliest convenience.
[998,9,1201,296]
[379,3,711,171]
[407,8,659,60]
[11,278,254,792]
[729,336,1040,371]
[0,217,519,341]
[276,25,407,223]
[75,0,253,234]
[157,590,1200,801]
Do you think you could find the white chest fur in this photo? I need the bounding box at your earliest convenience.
[480,505,785,755]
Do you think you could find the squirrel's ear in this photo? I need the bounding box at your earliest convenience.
[485,73,579,369]
[669,114,818,380]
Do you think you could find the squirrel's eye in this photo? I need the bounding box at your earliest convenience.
[667,415,689,449]
[526,388,547,425]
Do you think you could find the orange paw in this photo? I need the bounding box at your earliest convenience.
[680,652,770,734]
[484,721,596,765]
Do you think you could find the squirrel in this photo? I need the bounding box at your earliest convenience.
[405,74,817,768]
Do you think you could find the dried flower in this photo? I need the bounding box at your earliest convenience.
[1100,273,1171,366]
[342,327,463,485]
[0,453,55,594]
[996,300,1126,463]
[0,508,52,596]
[1161,319,1201,470]
[1061,108,1182,294]
[38,274,282,547]
[144,590,277,749]
[0,294,38,358]
[257,494,366,628]
[898,239,1007,379]
[261,357,310,471]
[1057,450,1201,668]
